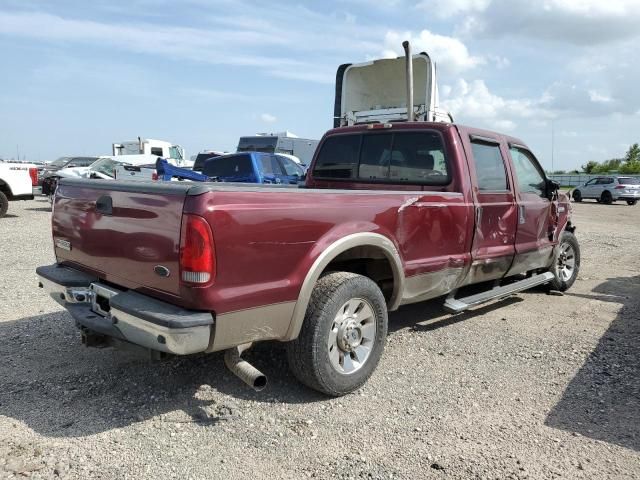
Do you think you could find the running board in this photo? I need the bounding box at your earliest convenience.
[444,272,555,314]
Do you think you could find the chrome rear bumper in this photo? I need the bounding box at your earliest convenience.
[36,264,214,355]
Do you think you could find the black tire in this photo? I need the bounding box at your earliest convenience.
[601,190,613,204]
[627,200,637,206]
[0,191,8,218]
[572,190,582,202]
[286,272,388,396]
[549,231,580,291]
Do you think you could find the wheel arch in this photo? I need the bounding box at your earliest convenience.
[284,232,404,341]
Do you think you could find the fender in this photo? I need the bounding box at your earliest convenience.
[283,232,405,341]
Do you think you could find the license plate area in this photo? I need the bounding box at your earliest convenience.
[90,283,122,317]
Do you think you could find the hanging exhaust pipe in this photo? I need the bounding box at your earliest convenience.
[402,40,414,122]
[224,343,268,391]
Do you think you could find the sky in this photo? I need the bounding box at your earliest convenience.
[1,0,640,171]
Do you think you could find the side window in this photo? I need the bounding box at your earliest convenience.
[584,179,597,186]
[150,147,163,156]
[470,141,509,191]
[596,178,609,185]
[259,155,283,175]
[279,157,303,176]
[312,135,360,179]
[509,147,545,197]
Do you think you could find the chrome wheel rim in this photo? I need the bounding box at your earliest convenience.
[328,298,376,375]
[556,242,576,282]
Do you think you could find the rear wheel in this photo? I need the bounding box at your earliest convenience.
[549,231,580,291]
[572,190,582,202]
[601,190,613,204]
[627,200,637,206]
[286,272,388,396]
[0,191,8,218]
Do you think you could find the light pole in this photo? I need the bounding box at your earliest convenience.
[551,119,555,174]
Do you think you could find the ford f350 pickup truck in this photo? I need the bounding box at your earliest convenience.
[36,120,579,395]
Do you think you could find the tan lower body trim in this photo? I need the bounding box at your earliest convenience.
[207,301,297,352]
[400,267,465,305]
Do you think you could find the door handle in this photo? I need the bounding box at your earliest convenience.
[518,205,526,224]
[475,206,483,225]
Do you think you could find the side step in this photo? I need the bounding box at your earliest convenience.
[444,272,555,314]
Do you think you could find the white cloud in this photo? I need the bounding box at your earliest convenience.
[417,0,491,18]
[441,79,552,131]
[260,113,277,123]
[382,30,484,75]
[452,0,640,44]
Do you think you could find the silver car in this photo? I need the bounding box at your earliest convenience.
[572,176,640,205]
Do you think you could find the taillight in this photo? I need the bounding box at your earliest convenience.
[152,172,158,181]
[29,167,38,186]
[615,185,625,189]
[179,214,215,285]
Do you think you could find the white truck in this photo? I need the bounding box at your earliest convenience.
[112,137,191,167]
[0,160,38,218]
[237,132,319,166]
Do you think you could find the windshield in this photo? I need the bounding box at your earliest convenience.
[618,177,640,185]
[237,136,278,153]
[89,158,125,178]
[50,157,71,167]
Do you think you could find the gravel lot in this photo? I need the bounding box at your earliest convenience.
[0,196,638,479]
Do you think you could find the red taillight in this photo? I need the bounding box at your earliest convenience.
[29,167,38,186]
[615,185,625,189]
[152,172,158,181]
[179,214,215,285]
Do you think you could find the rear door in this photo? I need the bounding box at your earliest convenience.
[463,133,518,284]
[276,156,305,184]
[506,145,555,275]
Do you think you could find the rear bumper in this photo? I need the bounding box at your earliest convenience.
[36,264,214,355]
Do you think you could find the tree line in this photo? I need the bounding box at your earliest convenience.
[550,144,640,175]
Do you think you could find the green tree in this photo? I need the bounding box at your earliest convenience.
[624,143,640,163]
[582,160,599,173]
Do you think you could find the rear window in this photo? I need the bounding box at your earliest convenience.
[193,153,222,172]
[470,141,508,191]
[312,131,450,185]
[618,177,640,185]
[203,155,253,178]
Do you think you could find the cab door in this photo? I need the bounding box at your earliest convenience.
[581,178,599,199]
[506,145,555,276]
[462,134,518,284]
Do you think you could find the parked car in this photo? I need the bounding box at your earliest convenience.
[572,176,640,205]
[201,152,305,184]
[36,122,578,396]
[0,161,38,217]
[39,157,99,186]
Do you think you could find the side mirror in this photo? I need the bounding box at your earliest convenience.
[545,178,560,200]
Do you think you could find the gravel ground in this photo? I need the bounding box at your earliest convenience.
[0,196,638,479]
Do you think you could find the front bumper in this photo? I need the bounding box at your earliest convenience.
[36,264,214,355]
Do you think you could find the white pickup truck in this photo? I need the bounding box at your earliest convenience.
[0,160,37,218]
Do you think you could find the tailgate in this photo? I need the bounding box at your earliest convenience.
[52,179,193,296]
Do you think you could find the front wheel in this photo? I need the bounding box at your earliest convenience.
[549,231,580,291]
[627,200,637,206]
[572,190,582,202]
[286,272,388,396]
[0,191,8,218]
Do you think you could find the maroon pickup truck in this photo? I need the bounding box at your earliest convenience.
[37,121,579,396]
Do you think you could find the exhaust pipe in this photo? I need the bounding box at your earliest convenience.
[224,343,267,391]
[402,40,414,122]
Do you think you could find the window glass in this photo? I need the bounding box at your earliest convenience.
[358,134,392,180]
[237,136,278,153]
[258,155,285,175]
[471,142,508,191]
[150,147,163,156]
[202,155,253,177]
[596,177,610,185]
[278,157,304,176]
[584,178,597,186]
[312,135,360,179]
[509,148,545,197]
[388,132,448,183]
[313,131,449,184]
[618,177,640,185]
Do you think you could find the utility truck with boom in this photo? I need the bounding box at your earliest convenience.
[36,43,579,396]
